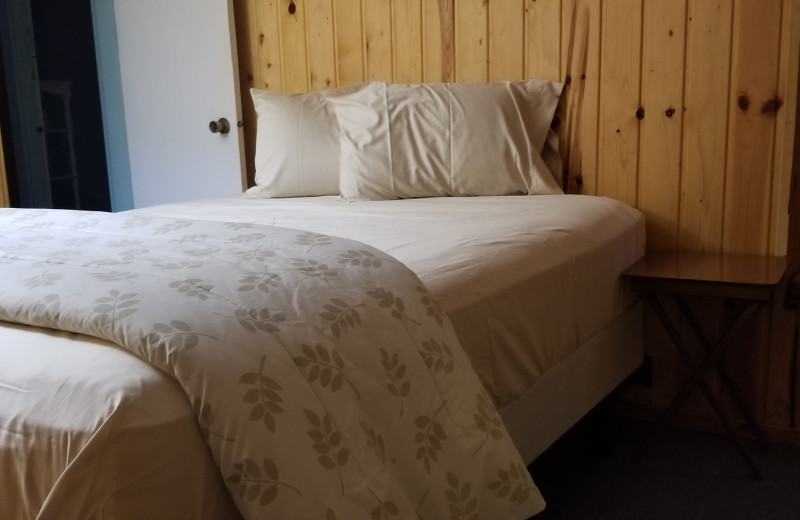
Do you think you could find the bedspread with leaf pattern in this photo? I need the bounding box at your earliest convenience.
[0,208,545,519]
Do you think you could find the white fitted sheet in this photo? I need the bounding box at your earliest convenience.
[132,194,646,406]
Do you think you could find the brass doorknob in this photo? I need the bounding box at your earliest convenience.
[209,118,230,135]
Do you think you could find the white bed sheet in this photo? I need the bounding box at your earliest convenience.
[132,194,646,407]
[0,194,645,517]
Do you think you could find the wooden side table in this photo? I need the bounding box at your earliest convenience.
[623,251,786,479]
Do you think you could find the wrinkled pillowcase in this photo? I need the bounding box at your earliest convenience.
[246,85,362,198]
[328,80,564,201]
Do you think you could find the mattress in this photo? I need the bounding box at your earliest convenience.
[132,194,646,407]
[0,194,645,517]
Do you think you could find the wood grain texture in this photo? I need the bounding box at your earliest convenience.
[679,0,733,253]
[305,0,337,90]
[393,0,424,83]
[723,0,782,255]
[423,0,445,81]
[525,0,561,82]
[455,0,488,82]
[333,0,365,85]
[770,0,800,256]
[638,0,686,251]
[561,0,600,195]
[231,0,799,255]
[489,0,524,81]
[363,0,393,81]
[278,0,309,93]
[597,0,642,207]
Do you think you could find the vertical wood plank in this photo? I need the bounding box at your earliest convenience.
[253,0,283,92]
[525,0,561,81]
[723,0,783,255]
[431,0,454,81]
[638,0,686,251]
[393,0,424,83]
[560,0,601,195]
[596,0,642,206]
[305,0,337,91]
[423,0,444,81]
[770,0,800,256]
[363,0,393,81]
[455,0,489,82]
[334,0,365,86]
[679,0,733,252]
[489,0,524,81]
[279,0,310,93]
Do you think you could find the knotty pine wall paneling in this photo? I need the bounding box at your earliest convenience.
[232,0,800,440]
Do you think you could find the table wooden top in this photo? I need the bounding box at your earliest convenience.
[624,251,786,287]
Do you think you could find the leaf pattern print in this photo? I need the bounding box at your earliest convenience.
[91,270,139,282]
[360,421,395,464]
[367,487,401,520]
[23,272,62,289]
[226,457,299,507]
[291,258,339,286]
[318,298,363,338]
[122,215,153,228]
[169,278,215,301]
[236,246,275,262]
[367,288,420,326]
[150,260,204,270]
[295,231,334,249]
[488,462,537,505]
[240,356,284,433]
[379,347,410,415]
[417,286,446,327]
[473,391,505,455]
[338,249,384,268]
[91,290,139,329]
[444,472,479,520]
[415,403,447,474]
[234,307,286,334]
[238,269,282,294]
[420,339,455,374]
[305,409,350,494]
[294,343,358,398]
[178,233,208,243]
[227,232,267,244]
[147,319,210,350]
[0,208,546,519]
[68,217,100,230]
[153,220,192,234]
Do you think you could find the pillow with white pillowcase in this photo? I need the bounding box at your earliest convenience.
[328,79,564,201]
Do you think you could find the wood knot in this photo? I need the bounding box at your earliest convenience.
[635,107,645,120]
[738,93,750,111]
[761,97,783,115]
[564,75,572,86]
[665,107,675,118]
[288,1,296,14]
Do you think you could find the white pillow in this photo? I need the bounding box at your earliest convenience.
[329,80,564,201]
[245,85,363,198]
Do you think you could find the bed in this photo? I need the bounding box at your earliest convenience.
[0,79,646,519]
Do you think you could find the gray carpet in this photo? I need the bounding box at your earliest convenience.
[527,412,800,520]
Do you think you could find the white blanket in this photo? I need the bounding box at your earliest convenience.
[0,208,544,519]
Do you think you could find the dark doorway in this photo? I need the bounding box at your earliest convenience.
[0,0,110,211]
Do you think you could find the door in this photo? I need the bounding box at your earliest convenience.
[114,0,245,208]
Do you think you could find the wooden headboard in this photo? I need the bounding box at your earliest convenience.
[232,0,800,257]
